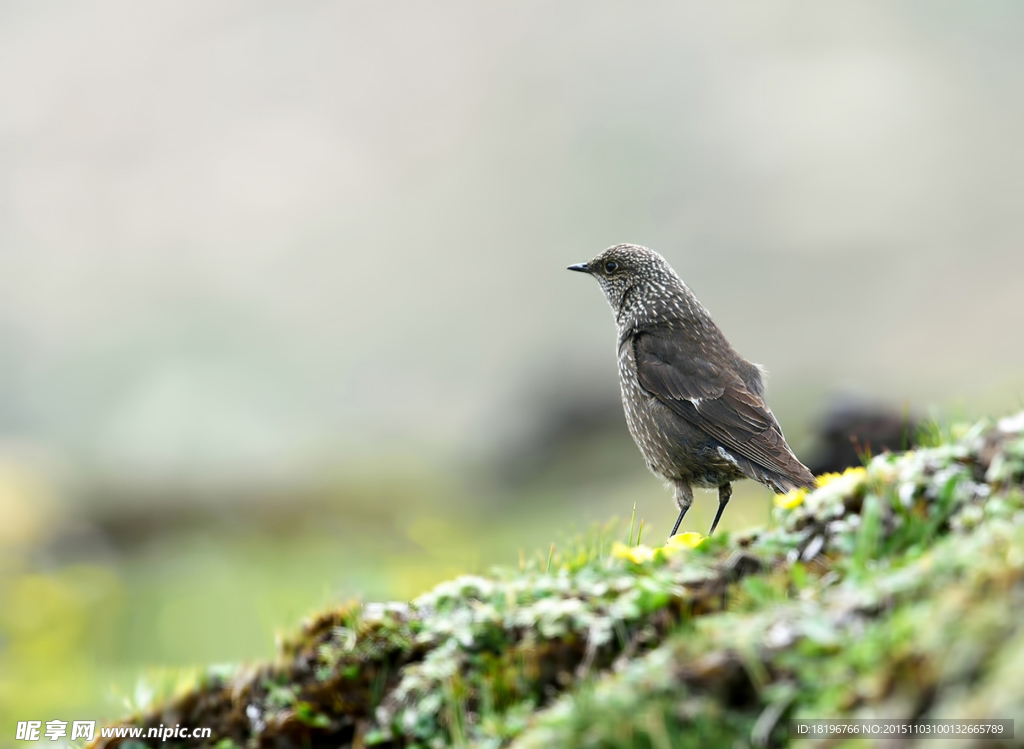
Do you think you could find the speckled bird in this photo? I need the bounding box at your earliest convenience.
[569,243,815,537]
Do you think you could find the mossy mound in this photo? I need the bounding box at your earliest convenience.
[93,413,1024,748]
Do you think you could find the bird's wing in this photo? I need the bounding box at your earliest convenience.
[632,330,809,482]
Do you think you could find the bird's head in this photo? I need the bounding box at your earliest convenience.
[568,243,681,316]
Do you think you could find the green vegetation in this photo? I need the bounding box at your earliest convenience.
[94,413,1024,748]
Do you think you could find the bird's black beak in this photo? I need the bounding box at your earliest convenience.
[567,263,592,274]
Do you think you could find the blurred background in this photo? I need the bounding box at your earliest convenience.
[1,0,1023,739]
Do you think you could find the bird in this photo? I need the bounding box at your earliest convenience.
[568,243,815,538]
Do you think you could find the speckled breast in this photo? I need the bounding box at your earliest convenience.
[617,340,678,480]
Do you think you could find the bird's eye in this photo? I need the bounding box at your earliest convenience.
[604,261,618,273]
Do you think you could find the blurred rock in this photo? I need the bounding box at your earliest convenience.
[805,395,916,475]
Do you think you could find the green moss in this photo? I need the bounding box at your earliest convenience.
[91,412,1024,748]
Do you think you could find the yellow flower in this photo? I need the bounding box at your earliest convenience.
[814,472,842,488]
[665,532,705,550]
[611,542,656,564]
[774,488,807,509]
[776,466,867,513]
[816,466,866,489]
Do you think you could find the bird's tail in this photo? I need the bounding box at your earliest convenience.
[735,455,816,495]
[765,465,816,494]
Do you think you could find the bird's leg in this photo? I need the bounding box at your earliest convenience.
[708,482,732,535]
[669,481,693,538]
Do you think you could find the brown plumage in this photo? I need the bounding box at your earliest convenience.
[569,243,815,537]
